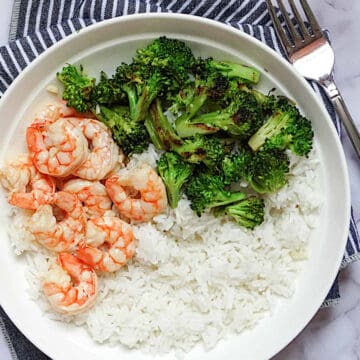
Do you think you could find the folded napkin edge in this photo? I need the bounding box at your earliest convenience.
[0,314,18,360]
[8,0,21,43]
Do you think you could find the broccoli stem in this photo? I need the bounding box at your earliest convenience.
[122,84,138,120]
[133,84,158,122]
[149,99,183,149]
[174,91,208,132]
[210,191,247,209]
[248,111,291,151]
[144,113,164,150]
[210,60,260,84]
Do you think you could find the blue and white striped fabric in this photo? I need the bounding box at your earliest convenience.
[0,0,359,358]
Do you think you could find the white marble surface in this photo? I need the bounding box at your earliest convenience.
[0,0,359,359]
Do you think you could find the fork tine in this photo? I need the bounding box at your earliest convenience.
[299,0,322,34]
[265,0,293,53]
[276,0,302,43]
[288,0,310,38]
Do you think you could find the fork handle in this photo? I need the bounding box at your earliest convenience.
[321,77,360,158]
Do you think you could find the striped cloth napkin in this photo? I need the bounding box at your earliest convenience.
[0,0,359,358]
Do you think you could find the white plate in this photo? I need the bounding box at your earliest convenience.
[0,13,350,360]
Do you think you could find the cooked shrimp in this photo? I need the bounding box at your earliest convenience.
[76,216,136,272]
[62,178,113,218]
[29,191,86,252]
[0,154,55,209]
[42,252,98,314]
[105,163,168,222]
[68,118,120,180]
[27,117,89,177]
[32,101,80,125]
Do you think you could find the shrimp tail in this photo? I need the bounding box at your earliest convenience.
[26,125,42,154]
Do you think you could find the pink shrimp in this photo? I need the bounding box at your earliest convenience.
[62,178,113,218]
[105,163,168,223]
[67,118,121,180]
[0,154,55,209]
[28,191,86,252]
[26,117,89,177]
[32,101,81,126]
[42,252,98,314]
[75,216,136,272]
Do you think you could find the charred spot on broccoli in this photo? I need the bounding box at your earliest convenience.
[248,97,313,156]
[91,71,127,106]
[112,37,196,123]
[175,90,263,139]
[147,99,225,169]
[173,73,230,135]
[97,105,150,155]
[221,147,289,193]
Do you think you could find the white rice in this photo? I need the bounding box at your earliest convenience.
[7,143,322,355]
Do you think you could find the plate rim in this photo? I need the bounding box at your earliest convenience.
[0,12,351,360]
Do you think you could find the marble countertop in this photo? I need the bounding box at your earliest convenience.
[0,1,359,359]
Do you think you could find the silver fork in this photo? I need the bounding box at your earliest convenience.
[266,0,360,158]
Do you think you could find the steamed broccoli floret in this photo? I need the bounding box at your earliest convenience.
[220,197,265,229]
[175,90,263,139]
[248,97,313,156]
[97,105,150,155]
[185,172,246,215]
[57,64,95,112]
[157,152,194,208]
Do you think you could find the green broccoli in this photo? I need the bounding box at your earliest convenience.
[185,171,247,215]
[91,71,127,105]
[219,197,265,229]
[56,64,95,113]
[157,152,194,208]
[97,105,150,155]
[172,72,229,132]
[248,97,313,156]
[147,99,225,168]
[174,135,225,168]
[113,63,166,122]
[175,90,263,139]
[246,149,290,194]
[133,36,195,85]
[221,148,253,185]
[192,57,261,85]
[113,37,196,122]
[221,147,289,194]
